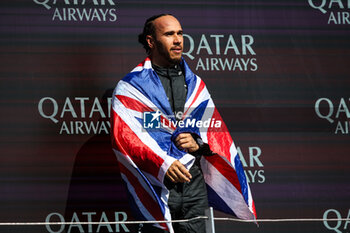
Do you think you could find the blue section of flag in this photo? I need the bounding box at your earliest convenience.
[206,185,236,216]
[234,154,249,203]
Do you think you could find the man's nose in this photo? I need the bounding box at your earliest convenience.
[173,35,182,44]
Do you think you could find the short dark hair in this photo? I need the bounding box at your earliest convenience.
[138,14,172,54]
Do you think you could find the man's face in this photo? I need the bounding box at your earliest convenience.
[148,15,183,67]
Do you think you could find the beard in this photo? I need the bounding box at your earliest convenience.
[154,39,182,66]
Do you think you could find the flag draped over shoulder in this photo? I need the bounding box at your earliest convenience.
[111,57,256,232]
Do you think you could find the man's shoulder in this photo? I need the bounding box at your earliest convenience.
[121,58,153,79]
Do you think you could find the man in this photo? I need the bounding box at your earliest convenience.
[111,14,256,233]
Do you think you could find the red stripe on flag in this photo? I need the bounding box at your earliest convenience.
[112,111,164,179]
[205,155,242,194]
[206,108,242,193]
[252,201,257,218]
[185,79,205,115]
[116,95,153,113]
[136,57,151,67]
[207,108,232,161]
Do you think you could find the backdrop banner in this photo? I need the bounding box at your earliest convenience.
[0,1,349,233]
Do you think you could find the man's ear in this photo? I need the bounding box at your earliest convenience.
[146,35,154,49]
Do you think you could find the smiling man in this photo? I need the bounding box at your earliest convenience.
[111,14,256,233]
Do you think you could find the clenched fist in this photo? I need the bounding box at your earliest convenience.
[165,160,192,183]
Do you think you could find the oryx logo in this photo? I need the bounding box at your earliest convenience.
[143,110,161,129]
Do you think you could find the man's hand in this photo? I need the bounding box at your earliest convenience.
[165,160,192,183]
[175,133,199,153]
[166,133,199,183]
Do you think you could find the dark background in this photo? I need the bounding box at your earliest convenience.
[1,1,349,232]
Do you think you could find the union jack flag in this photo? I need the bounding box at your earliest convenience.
[111,57,256,232]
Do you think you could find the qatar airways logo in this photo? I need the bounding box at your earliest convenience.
[322,209,350,233]
[183,34,257,72]
[308,0,350,24]
[315,97,350,134]
[237,146,265,184]
[38,96,112,135]
[45,211,129,233]
[33,0,117,22]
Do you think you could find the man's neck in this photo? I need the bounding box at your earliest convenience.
[149,55,180,68]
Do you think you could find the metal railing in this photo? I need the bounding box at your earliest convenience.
[0,207,349,233]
